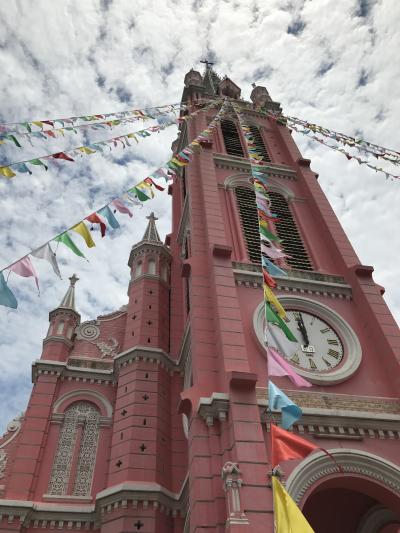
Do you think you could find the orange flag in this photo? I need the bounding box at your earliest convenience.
[270,423,318,467]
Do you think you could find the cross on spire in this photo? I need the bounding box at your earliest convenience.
[200,59,214,69]
[69,273,79,287]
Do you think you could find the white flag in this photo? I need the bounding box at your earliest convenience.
[32,243,62,279]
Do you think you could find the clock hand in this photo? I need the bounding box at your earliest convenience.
[296,313,310,347]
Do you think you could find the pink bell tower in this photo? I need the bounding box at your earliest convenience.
[0,66,399,532]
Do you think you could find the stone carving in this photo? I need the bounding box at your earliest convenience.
[6,412,23,434]
[75,320,100,341]
[48,402,100,496]
[221,462,249,525]
[95,338,119,359]
[0,450,7,479]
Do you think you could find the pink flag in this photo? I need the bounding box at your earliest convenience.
[111,198,133,218]
[9,256,40,292]
[261,242,287,259]
[267,347,312,388]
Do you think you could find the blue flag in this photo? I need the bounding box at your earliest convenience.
[262,255,288,278]
[0,272,18,309]
[98,206,120,229]
[268,380,302,429]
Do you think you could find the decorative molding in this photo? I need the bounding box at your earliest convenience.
[97,305,128,321]
[221,462,249,526]
[232,262,352,300]
[197,393,230,426]
[285,449,400,505]
[95,338,119,359]
[224,173,296,201]
[214,153,297,180]
[114,346,179,376]
[0,413,24,449]
[96,476,189,518]
[75,321,100,341]
[53,389,113,418]
[0,451,7,479]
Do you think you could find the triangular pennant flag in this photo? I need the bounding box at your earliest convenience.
[262,242,287,260]
[267,347,312,388]
[72,221,96,248]
[0,166,16,178]
[9,256,39,292]
[270,423,318,467]
[262,255,287,277]
[32,243,61,279]
[28,158,48,170]
[131,187,151,202]
[86,213,107,237]
[264,285,286,318]
[265,303,297,342]
[52,152,75,162]
[268,380,302,429]
[98,206,120,229]
[0,272,18,309]
[111,198,133,218]
[55,232,85,258]
[10,162,32,174]
[272,476,314,532]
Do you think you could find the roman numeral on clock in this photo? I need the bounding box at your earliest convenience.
[327,339,339,345]
[328,349,340,359]
[291,353,300,364]
[322,357,332,367]
[309,359,317,370]
[320,327,330,334]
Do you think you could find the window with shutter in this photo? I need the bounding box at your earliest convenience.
[221,120,245,157]
[235,186,313,271]
[248,125,271,162]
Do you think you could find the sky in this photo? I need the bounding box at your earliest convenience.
[0,0,399,433]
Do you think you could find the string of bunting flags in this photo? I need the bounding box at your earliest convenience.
[0,98,226,309]
[0,102,184,136]
[233,101,400,180]
[0,99,219,180]
[0,103,184,149]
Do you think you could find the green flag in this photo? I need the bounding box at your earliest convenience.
[265,302,297,342]
[55,232,85,258]
[259,225,281,242]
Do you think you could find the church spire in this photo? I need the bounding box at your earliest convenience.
[141,212,162,243]
[59,274,79,310]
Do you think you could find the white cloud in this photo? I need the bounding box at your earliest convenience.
[0,0,399,431]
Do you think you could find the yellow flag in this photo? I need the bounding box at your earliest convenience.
[264,285,286,319]
[272,477,314,532]
[0,166,16,178]
[78,146,96,155]
[72,222,96,248]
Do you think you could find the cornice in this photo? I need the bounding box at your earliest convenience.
[197,393,230,426]
[257,387,400,440]
[214,153,297,180]
[114,345,181,376]
[232,263,352,300]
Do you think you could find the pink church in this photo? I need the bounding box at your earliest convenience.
[0,67,399,532]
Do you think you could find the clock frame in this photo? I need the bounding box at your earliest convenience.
[253,295,362,385]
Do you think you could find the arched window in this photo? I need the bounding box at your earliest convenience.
[134,261,143,279]
[56,321,65,335]
[248,124,271,162]
[147,258,156,275]
[221,120,245,157]
[66,326,73,339]
[47,402,100,496]
[234,185,313,271]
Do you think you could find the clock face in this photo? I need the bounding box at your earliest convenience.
[280,310,344,372]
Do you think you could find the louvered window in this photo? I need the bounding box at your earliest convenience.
[221,120,245,157]
[235,186,262,263]
[235,186,313,270]
[248,125,271,162]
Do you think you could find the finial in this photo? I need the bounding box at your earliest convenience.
[146,212,158,222]
[200,59,214,69]
[69,274,79,287]
[252,82,257,88]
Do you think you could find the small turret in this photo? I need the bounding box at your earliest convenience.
[250,84,272,108]
[124,213,171,352]
[41,274,81,361]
